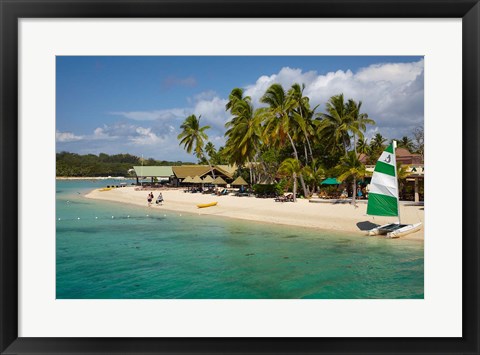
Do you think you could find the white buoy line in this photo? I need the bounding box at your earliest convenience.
[56,214,174,221]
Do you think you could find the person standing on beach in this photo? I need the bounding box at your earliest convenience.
[156,192,163,205]
[357,185,363,200]
[147,192,153,206]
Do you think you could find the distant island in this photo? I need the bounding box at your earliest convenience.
[56,151,193,177]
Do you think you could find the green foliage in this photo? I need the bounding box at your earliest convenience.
[56,152,187,177]
[177,83,423,197]
[252,183,280,196]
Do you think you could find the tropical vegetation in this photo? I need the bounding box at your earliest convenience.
[56,152,189,177]
[177,82,424,202]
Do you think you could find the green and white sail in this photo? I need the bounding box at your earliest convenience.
[367,142,399,217]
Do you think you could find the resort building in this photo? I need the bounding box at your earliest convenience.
[395,147,423,164]
[131,166,174,185]
[172,165,235,186]
[132,164,237,186]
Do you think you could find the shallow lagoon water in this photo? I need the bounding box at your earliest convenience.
[56,180,424,299]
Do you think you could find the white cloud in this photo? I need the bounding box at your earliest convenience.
[56,130,83,142]
[355,60,424,84]
[110,92,231,140]
[244,59,424,140]
[59,59,423,160]
[129,127,162,146]
[110,108,188,121]
[193,96,230,134]
[192,90,217,102]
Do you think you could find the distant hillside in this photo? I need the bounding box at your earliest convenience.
[56,151,193,177]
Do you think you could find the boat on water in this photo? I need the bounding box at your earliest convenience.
[366,141,422,238]
[197,202,218,208]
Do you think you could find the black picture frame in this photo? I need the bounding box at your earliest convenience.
[1,1,479,354]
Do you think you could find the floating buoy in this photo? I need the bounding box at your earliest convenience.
[164,214,166,217]
[77,217,80,220]
[179,214,182,217]
[95,217,98,219]
[58,218,61,221]
[127,215,130,218]
[111,216,114,219]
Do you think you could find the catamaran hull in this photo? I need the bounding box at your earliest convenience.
[386,222,422,238]
[368,222,422,238]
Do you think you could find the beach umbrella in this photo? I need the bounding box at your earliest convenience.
[320,177,341,185]
[231,176,248,186]
[212,176,227,185]
[191,175,203,184]
[202,175,214,183]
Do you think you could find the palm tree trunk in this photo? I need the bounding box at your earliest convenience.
[352,176,357,206]
[287,132,308,197]
[293,172,297,202]
[304,144,309,164]
[305,133,314,162]
[205,155,216,179]
[248,161,253,185]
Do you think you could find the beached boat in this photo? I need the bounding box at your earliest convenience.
[99,187,113,192]
[366,141,422,238]
[197,201,218,208]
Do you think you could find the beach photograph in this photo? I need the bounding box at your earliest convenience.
[56,56,424,299]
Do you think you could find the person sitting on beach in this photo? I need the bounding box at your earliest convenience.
[156,192,163,205]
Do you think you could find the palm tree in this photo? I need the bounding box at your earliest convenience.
[177,114,215,178]
[224,91,263,184]
[368,133,388,163]
[302,159,325,195]
[278,158,303,202]
[346,99,375,154]
[225,87,249,113]
[397,162,410,200]
[336,151,366,206]
[356,137,370,155]
[398,136,415,152]
[317,94,353,156]
[204,142,216,161]
[261,83,308,197]
[287,83,316,163]
[370,133,387,150]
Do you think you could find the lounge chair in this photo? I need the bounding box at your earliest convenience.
[275,193,294,202]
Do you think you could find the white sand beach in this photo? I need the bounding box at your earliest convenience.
[85,187,424,241]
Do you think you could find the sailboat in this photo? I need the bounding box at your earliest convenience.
[367,141,422,238]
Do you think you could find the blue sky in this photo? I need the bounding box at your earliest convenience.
[56,56,424,161]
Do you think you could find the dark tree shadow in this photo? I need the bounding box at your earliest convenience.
[356,221,379,231]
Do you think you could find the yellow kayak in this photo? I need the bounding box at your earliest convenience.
[197,201,218,208]
[99,187,113,192]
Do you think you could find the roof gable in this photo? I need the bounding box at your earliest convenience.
[133,166,173,177]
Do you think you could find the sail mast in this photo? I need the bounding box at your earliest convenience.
[393,140,401,224]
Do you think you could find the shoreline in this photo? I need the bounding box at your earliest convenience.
[56,176,131,180]
[85,186,424,241]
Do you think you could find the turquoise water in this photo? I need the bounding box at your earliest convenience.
[56,180,424,299]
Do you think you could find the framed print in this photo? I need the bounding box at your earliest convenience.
[1,0,479,354]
